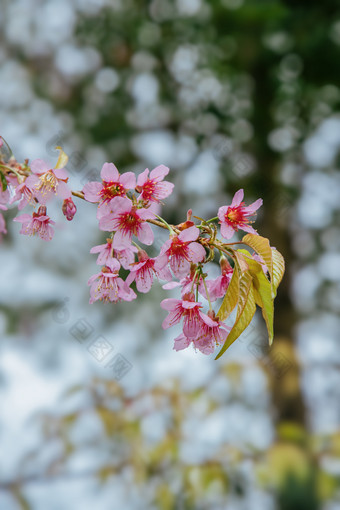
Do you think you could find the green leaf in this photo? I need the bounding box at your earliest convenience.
[215,271,256,359]
[0,171,7,191]
[217,263,239,321]
[271,248,285,297]
[242,233,273,281]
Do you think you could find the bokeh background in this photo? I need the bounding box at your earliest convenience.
[1,0,340,509]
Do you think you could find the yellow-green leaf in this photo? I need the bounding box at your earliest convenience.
[271,248,285,297]
[217,263,239,321]
[215,271,256,359]
[237,251,274,345]
[253,268,274,345]
[55,146,69,169]
[242,233,273,281]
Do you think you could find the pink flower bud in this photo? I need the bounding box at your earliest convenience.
[62,198,77,221]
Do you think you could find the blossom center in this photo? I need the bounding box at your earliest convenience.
[226,206,246,225]
[101,181,125,201]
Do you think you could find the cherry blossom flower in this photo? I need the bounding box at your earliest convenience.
[136,165,174,204]
[26,159,71,205]
[126,250,172,293]
[99,197,155,247]
[62,198,77,221]
[88,262,136,304]
[194,312,230,354]
[161,292,203,339]
[159,225,206,279]
[82,163,136,210]
[13,205,55,241]
[91,238,139,270]
[173,311,230,355]
[218,189,262,239]
[202,256,233,301]
[10,182,36,210]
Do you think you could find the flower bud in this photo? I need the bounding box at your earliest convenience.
[62,198,77,221]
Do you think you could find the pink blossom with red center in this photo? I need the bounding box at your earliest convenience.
[126,250,172,293]
[26,159,71,205]
[160,292,203,339]
[62,198,77,221]
[99,197,155,247]
[159,225,206,279]
[82,163,136,210]
[13,206,55,241]
[136,165,174,204]
[218,189,262,239]
[202,257,234,301]
[173,312,230,355]
[90,238,137,270]
[88,261,136,304]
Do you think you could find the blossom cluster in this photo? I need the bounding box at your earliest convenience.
[0,137,264,356]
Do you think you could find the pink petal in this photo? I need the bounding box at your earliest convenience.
[56,181,71,200]
[90,243,106,254]
[137,222,154,245]
[217,206,228,222]
[245,198,263,213]
[120,172,137,190]
[83,182,102,203]
[136,169,149,187]
[160,298,180,311]
[220,223,235,239]
[13,214,31,223]
[150,164,169,182]
[178,225,199,243]
[187,242,206,263]
[101,163,119,182]
[30,159,50,175]
[54,168,68,180]
[112,230,132,249]
[173,333,191,351]
[231,189,244,207]
[136,268,154,293]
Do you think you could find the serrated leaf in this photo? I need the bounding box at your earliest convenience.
[271,248,285,297]
[217,263,239,321]
[215,271,256,359]
[242,233,273,281]
[55,146,69,169]
[0,171,7,191]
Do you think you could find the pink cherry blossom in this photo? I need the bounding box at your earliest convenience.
[91,238,139,270]
[13,205,55,241]
[161,292,203,339]
[82,163,136,209]
[194,312,230,354]
[203,257,233,301]
[173,311,230,355]
[88,262,136,304]
[136,165,174,204]
[62,198,77,221]
[159,225,206,279]
[10,182,36,210]
[126,250,172,293]
[26,159,71,205]
[99,197,155,247]
[218,189,262,239]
